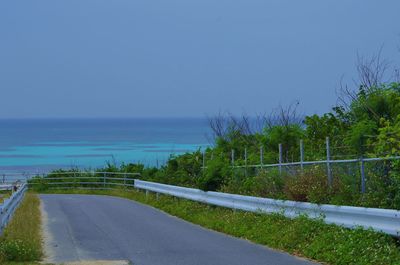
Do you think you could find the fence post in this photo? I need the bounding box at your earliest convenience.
[202,150,205,176]
[244,147,248,177]
[103,172,106,188]
[326,137,332,187]
[360,157,366,193]
[260,146,263,167]
[124,172,127,188]
[278,144,283,174]
[231,149,235,167]
[300,139,304,171]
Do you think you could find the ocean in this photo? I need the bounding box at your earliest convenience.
[0,118,210,174]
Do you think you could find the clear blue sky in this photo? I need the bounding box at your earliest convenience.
[0,0,399,118]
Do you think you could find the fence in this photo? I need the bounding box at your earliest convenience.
[28,171,140,190]
[0,184,14,191]
[0,183,27,234]
[0,173,36,185]
[201,137,400,193]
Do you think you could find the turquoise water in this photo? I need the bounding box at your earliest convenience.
[0,118,209,173]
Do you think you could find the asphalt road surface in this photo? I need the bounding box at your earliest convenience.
[41,194,318,265]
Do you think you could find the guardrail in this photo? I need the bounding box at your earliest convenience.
[0,184,14,191]
[134,180,400,237]
[27,174,400,237]
[0,183,27,234]
[28,171,138,190]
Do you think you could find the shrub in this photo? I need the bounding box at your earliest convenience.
[0,239,40,261]
[247,169,285,198]
[284,167,341,203]
[198,156,231,191]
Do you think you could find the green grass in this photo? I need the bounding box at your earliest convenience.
[1,261,54,265]
[41,188,400,265]
[0,193,43,263]
[0,190,12,204]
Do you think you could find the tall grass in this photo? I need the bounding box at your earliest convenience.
[44,188,400,265]
[0,191,12,204]
[0,193,43,263]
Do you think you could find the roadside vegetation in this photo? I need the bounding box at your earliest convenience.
[26,51,400,264]
[39,188,400,265]
[0,193,43,263]
[0,191,12,204]
[29,52,400,210]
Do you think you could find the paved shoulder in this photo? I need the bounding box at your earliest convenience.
[41,194,317,265]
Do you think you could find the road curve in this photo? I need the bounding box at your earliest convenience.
[40,194,317,265]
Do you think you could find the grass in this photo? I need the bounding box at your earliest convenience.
[0,261,43,265]
[40,188,400,265]
[0,190,12,204]
[0,193,43,263]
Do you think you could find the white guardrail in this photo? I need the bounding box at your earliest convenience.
[0,184,14,191]
[0,183,27,234]
[134,179,400,237]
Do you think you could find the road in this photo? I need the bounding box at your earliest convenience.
[41,194,317,265]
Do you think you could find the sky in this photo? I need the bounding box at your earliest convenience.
[0,0,399,119]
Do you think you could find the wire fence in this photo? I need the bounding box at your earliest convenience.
[201,137,400,194]
[2,136,400,197]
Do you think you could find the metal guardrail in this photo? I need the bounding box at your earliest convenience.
[134,180,400,237]
[26,174,400,237]
[28,172,137,189]
[0,183,27,234]
[0,184,13,191]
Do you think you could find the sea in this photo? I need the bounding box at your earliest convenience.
[0,118,210,175]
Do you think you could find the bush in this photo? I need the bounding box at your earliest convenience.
[284,167,341,203]
[198,156,231,191]
[0,239,40,261]
[247,169,285,198]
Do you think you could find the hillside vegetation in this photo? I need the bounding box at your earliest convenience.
[31,80,400,210]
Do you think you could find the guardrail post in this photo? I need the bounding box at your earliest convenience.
[260,146,263,168]
[300,139,304,171]
[124,173,127,188]
[326,137,332,187]
[278,144,283,174]
[103,173,106,188]
[360,157,366,193]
